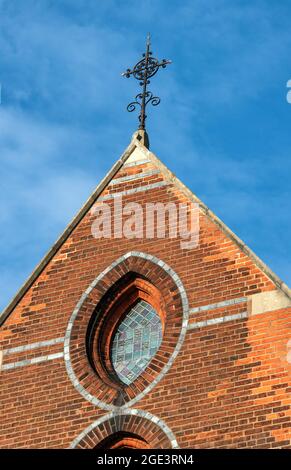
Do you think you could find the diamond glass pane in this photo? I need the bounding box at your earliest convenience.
[111,300,162,385]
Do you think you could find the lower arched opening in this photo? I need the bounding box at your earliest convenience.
[95,431,150,449]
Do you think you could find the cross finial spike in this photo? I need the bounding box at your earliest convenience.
[122,36,171,132]
[146,32,151,48]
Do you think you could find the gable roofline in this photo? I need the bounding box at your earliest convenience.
[140,143,291,301]
[0,134,140,326]
[1,132,290,326]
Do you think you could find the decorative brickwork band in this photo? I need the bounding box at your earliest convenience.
[123,158,151,167]
[97,180,168,201]
[189,297,247,315]
[0,337,65,371]
[109,169,160,185]
[1,352,64,371]
[2,337,64,356]
[64,251,189,411]
[70,409,179,449]
[188,311,248,330]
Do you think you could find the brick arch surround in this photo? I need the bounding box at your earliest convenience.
[70,409,179,449]
[87,273,167,397]
[64,251,189,411]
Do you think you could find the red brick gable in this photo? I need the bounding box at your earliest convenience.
[0,131,290,448]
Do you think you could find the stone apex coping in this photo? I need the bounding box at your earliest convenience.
[1,130,290,326]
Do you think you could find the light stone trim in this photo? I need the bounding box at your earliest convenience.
[3,337,64,356]
[124,145,148,164]
[69,408,179,449]
[189,297,247,315]
[249,290,291,316]
[109,169,160,185]
[123,158,151,168]
[97,181,168,201]
[188,311,248,330]
[1,352,64,371]
[64,251,189,411]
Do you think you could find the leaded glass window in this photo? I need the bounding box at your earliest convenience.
[111,300,162,385]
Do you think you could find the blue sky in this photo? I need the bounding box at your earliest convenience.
[0,0,290,311]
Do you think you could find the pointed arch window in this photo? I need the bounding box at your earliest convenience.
[68,253,187,408]
[87,273,165,397]
[111,300,162,385]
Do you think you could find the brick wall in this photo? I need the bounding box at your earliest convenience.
[0,137,290,448]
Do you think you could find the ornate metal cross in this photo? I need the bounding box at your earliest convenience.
[122,34,171,130]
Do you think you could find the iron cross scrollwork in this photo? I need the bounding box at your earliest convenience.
[122,34,171,130]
